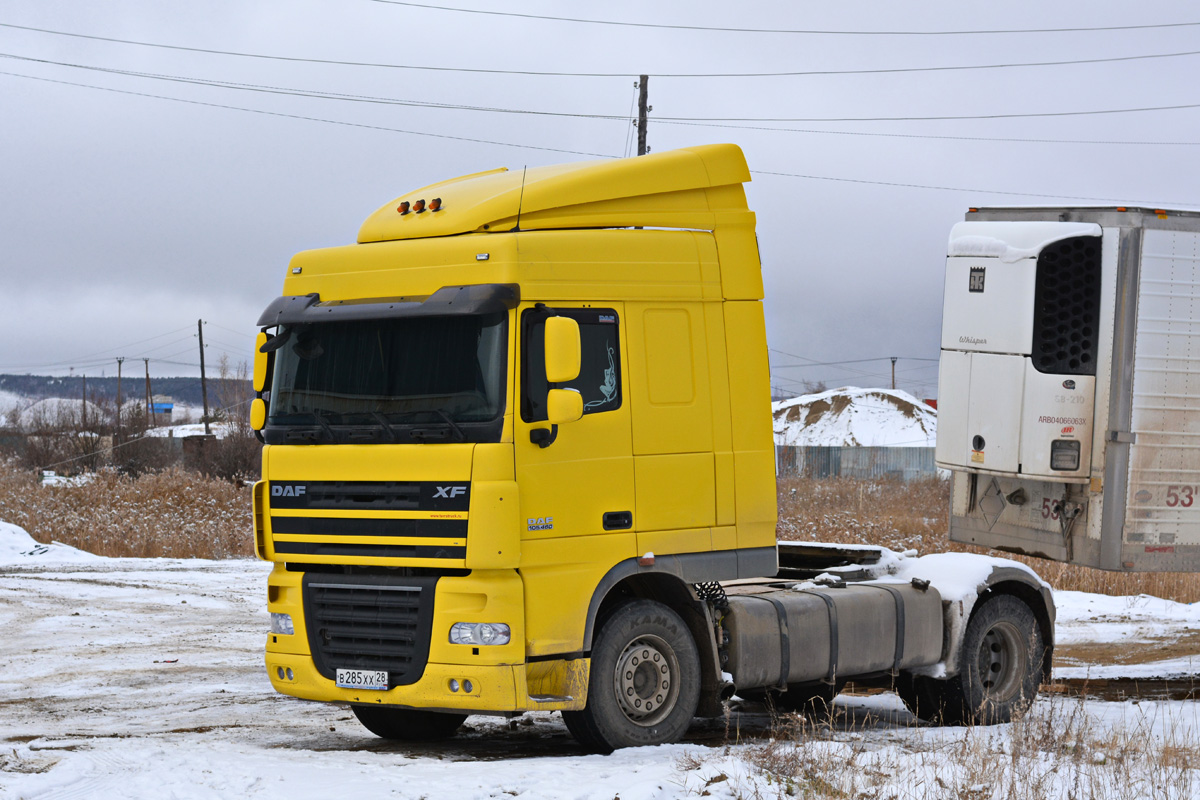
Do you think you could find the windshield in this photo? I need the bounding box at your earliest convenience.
[266,312,507,440]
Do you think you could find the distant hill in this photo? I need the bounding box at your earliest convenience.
[772,387,937,448]
[0,374,250,410]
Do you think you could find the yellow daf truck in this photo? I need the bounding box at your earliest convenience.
[251,144,1054,751]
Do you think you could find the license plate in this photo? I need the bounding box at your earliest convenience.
[336,669,389,691]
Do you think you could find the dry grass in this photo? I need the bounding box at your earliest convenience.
[777,475,1200,603]
[704,694,1200,799]
[0,461,252,559]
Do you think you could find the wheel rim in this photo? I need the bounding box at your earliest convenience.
[612,634,680,727]
[975,619,1028,703]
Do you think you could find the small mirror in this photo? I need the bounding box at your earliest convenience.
[544,317,581,384]
[253,332,270,392]
[547,389,583,425]
[250,398,267,431]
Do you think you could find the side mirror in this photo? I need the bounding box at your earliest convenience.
[544,317,581,383]
[253,332,270,392]
[547,389,583,425]
[250,398,267,431]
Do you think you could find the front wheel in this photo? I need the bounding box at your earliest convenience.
[562,599,701,753]
[351,705,467,741]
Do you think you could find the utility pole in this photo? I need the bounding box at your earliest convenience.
[636,75,650,156]
[197,319,212,435]
[81,374,87,431]
[115,357,124,446]
[144,358,154,429]
[891,357,898,391]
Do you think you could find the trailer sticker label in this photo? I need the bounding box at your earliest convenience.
[971,450,984,464]
[1038,416,1087,425]
[1135,489,1153,503]
[969,267,986,293]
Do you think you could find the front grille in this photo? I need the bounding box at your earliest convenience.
[278,541,465,559]
[270,481,470,512]
[303,573,439,687]
[1032,235,1102,374]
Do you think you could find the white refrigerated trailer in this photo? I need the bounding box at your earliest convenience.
[937,207,1200,572]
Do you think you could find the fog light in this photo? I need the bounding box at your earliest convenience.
[450,679,460,692]
[449,622,511,646]
[276,666,285,680]
[1050,440,1081,471]
[463,679,473,693]
[286,668,294,681]
[270,613,294,635]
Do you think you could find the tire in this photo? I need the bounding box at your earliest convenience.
[351,705,467,741]
[897,594,1043,725]
[562,599,701,753]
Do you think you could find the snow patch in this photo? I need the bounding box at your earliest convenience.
[0,520,101,564]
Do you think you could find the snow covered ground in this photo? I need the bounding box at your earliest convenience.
[4,526,1200,799]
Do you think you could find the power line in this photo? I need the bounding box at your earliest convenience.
[0,325,195,370]
[752,169,1200,208]
[365,2,1200,37]
[9,51,1200,131]
[4,21,1200,79]
[657,101,1200,124]
[0,69,613,158]
[7,54,1198,209]
[659,118,1200,147]
[770,355,940,369]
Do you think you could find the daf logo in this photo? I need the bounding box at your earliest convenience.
[968,267,986,293]
[271,485,306,497]
[433,485,467,499]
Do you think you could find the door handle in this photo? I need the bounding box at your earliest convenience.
[603,511,633,530]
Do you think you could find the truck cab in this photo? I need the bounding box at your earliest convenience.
[254,145,1052,751]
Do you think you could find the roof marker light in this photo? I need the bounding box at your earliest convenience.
[397,201,410,215]
[414,199,426,213]
[429,198,442,212]
[1116,207,1127,212]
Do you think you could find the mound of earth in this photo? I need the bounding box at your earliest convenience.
[772,386,936,447]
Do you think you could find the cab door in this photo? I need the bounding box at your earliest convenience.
[515,303,635,544]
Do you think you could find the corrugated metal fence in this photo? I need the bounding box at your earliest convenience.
[775,446,937,481]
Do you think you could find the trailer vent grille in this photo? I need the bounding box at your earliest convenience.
[1032,235,1102,375]
[303,574,438,688]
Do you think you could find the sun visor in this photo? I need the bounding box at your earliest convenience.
[256,283,520,327]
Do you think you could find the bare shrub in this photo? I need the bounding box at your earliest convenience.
[777,476,1200,603]
[194,354,261,484]
[0,462,252,559]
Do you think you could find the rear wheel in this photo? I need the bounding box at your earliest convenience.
[351,705,467,740]
[897,594,1044,725]
[562,599,701,753]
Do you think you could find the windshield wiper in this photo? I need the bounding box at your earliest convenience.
[426,409,466,442]
[370,411,398,443]
[310,410,337,442]
[409,409,466,443]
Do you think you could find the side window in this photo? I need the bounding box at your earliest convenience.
[522,308,622,422]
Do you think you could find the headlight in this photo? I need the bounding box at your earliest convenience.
[1050,440,1081,471]
[449,622,511,646]
[270,613,294,635]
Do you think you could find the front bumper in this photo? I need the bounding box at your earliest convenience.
[264,564,587,713]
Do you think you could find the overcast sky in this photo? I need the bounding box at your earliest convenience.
[3,1,1198,398]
